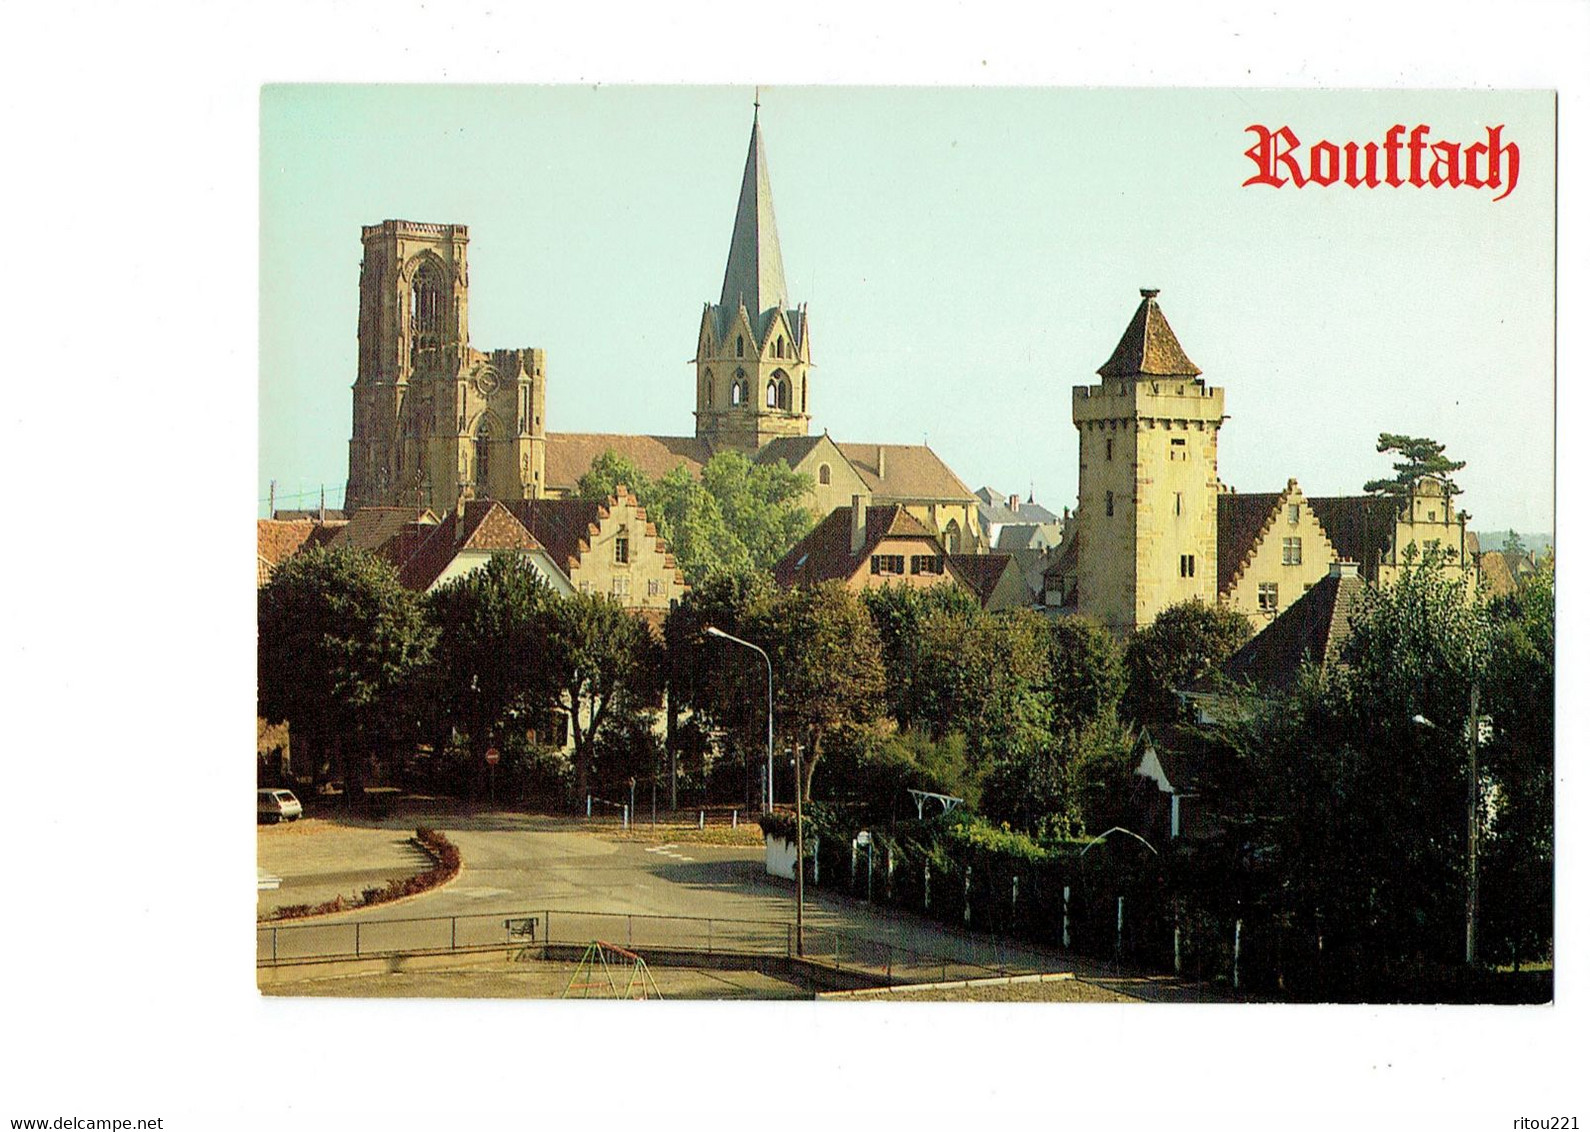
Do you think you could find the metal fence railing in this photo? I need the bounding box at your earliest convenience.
[256,908,1052,987]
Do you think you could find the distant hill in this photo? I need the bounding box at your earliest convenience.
[1474,531,1554,555]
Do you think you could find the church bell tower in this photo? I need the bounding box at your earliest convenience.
[694,103,812,451]
[347,220,546,513]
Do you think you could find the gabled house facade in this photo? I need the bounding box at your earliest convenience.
[397,499,574,595]
[504,487,689,615]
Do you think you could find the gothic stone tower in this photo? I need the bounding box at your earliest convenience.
[1072,289,1225,633]
[694,107,812,451]
[347,220,547,513]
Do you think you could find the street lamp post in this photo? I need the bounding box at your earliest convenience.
[704,626,774,814]
[1413,679,1482,968]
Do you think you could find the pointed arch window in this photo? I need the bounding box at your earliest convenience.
[409,259,446,365]
[766,380,778,408]
[944,518,962,554]
[703,370,714,409]
[819,464,831,486]
[475,420,491,487]
[736,335,745,358]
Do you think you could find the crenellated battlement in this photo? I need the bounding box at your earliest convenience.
[362,219,469,242]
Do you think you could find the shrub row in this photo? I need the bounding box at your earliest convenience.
[261,828,462,922]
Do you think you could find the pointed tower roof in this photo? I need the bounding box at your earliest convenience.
[717,105,789,335]
[1097,289,1202,378]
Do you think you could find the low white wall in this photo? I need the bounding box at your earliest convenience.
[765,834,797,880]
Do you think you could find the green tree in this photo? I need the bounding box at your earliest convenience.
[748,581,886,802]
[861,582,982,724]
[646,463,754,582]
[1122,600,1252,729]
[1363,433,1466,501]
[663,570,779,806]
[1047,616,1126,734]
[1199,552,1495,990]
[1500,529,1527,556]
[424,553,557,791]
[576,451,652,503]
[543,592,662,805]
[1480,558,1553,966]
[574,448,813,587]
[700,449,815,572]
[257,547,436,796]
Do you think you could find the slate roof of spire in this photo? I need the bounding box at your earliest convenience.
[716,110,789,338]
[1097,290,1202,378]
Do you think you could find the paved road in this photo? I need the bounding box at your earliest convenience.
[260,811,1222,1000]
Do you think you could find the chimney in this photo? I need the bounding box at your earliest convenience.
[1329,560,1360,579]
[876,446,886,480]
[1008,493,1020,512]
[851,493,871,555]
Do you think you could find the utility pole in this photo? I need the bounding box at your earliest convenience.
[793,742,805,957]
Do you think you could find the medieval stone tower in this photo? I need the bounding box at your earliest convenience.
[346,219,547,513]
[1072,289,1225,632]
[693,106,812,451]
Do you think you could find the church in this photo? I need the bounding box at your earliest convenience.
[343,106,984,556]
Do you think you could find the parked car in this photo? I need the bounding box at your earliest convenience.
[258,788,303,824]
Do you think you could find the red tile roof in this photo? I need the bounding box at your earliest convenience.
[1212,569,1365,694]
[948,553,1022,609]
[1307,496,1402,580]
[1217,490,1286,595]
[1097,290,1202,378]
[398,500,545,591]
[502,497,607,576]
[833,442,976,502]
[773,504,940,587]
[327,507,439,559]
[543,433,711,492]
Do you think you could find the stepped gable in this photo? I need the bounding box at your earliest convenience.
[398,500,544,591]
[773,503,935,587]
[503,497,606,575]
[1097,289,1202,378]
[543,433,712,493]
[1217,489,1289,596]
[1307,496,1402,578]
[1214,568,1365,694]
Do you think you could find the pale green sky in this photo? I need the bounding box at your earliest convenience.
[261,85,1555,533]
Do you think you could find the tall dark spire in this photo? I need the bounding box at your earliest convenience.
[718,104,789,329]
